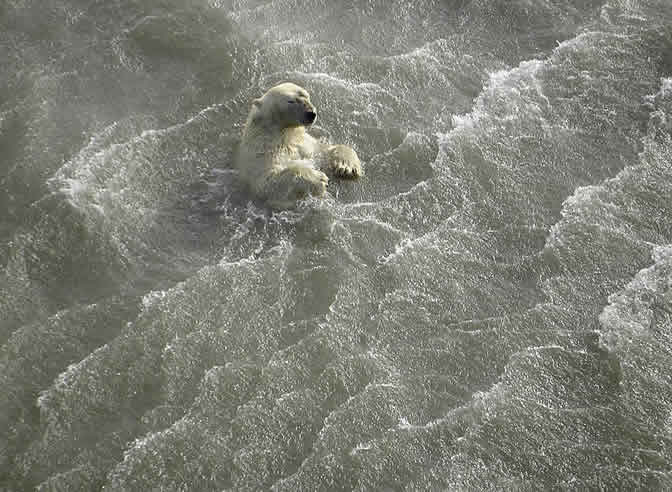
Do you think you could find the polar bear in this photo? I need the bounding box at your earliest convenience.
[237,82,362,208]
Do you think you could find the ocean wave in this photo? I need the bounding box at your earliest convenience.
[3,0,672,489]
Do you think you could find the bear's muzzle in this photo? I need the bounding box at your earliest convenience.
[304,110,317,125]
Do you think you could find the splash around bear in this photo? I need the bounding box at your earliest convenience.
[237,82,362,208]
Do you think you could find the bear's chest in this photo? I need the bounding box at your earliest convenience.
[272,138,311,161]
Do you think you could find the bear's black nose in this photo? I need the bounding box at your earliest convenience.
[305,111,317,124]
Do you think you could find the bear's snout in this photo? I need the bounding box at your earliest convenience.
[304,110,317,125]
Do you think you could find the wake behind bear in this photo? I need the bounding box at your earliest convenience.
[237,83,362,209]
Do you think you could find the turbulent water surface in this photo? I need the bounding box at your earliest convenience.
[2,0,672,490]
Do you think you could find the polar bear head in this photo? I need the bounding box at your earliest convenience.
[248,82,317,129]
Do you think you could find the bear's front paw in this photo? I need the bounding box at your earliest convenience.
[308,168,329,196]
[328,145,362,179]
[294,167,328,199]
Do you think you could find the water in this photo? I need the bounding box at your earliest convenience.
[1,0,672,489]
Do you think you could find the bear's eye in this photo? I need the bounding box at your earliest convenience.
[288,99,296,104]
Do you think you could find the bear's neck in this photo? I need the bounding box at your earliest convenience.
[243,120,305,154]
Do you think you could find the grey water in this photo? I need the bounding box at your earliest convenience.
[2,0,672,490]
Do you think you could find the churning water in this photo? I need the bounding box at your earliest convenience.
[2,0,672,490]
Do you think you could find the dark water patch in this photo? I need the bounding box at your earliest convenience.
[0,298,139,488]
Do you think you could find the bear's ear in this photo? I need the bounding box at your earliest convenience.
[249,98,263,124]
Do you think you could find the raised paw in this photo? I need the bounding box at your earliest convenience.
[328,145,362,179]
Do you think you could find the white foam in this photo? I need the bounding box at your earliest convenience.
[285,70,383,93]
[349,442,373,455]
[444,58,547,145]
[660,78,672,97]
[599,244,672,347]
[141,289,168,310]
